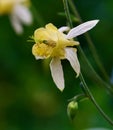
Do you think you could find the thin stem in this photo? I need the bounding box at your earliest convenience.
[68,0,109,82]
[63,0,73,28]
[63,0,113,126]
[68,0,82,22]
[68,0,113,94]
[78,45,113,94]
[64,0,113,94]
[68,93,86,102]
[80,73,113,126]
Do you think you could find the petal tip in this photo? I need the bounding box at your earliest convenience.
[66,19,99,39]
[92,19,99,25]
[76,72,80,78]
[59,87,64,92]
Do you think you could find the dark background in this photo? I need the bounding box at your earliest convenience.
[0,0,113,129]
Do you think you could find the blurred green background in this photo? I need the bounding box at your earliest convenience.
[0,0,113,130]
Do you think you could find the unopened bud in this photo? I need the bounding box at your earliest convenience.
[67,101,78,120]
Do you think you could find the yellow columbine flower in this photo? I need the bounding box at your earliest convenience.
[0,0,32,34]
[32,20,99,91]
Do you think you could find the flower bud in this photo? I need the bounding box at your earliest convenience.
[67,101,78,120]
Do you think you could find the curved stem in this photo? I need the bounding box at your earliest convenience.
[80,73,113,126]
[78,45,113,94]
[64,0,113,94]
[65,0,113,94]
[68,93,86,102]
[68,0,110,82]
[63,0,113,126]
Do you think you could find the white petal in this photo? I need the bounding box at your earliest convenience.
[65,48,80,77]
[66,20,99,39]
[9,13,23,34]
[50,58,64,91]
[13,4,32,25]
[58,26,70,33]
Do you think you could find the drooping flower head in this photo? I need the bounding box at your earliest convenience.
[33,23,79,60]
[32,20,99,91]
[0,0,32,34]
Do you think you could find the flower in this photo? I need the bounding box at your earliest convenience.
[32,20,99,91]
[0,0,32,34]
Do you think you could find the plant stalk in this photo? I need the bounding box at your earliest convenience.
[68,0,110,82]
[63,0,113,126]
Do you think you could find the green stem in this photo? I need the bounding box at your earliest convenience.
[64,0,113,94]
[68,0,109,82]
[63,0,113,126]
[80,73,113,126]
[68,0,113,94]
[63,0,73,28]
[68,94,86,102]
[78,45,113,94]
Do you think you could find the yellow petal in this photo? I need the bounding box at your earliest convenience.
[34,23,58,42]
[46,23,58,41]
[56,31,78,47]
[34,28,50,43]
[32,43,53,58]
[46,23,58,31]
[60,40,79,48]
